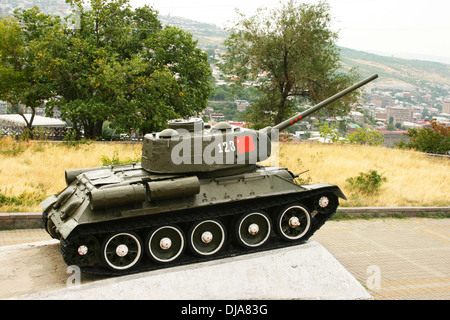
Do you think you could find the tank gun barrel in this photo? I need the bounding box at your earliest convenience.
[271,74,378,132]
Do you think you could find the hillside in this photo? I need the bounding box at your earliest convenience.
[159,15,450,91]
[159,15,228,49]
[339,47,450,88]
[159,15,228,39]
[2,3,448,91]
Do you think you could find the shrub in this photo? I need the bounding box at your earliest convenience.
[0,190,47,207]
[346,127,384,146]
[101,148,140,166]
[0,137,25,156]
[62,128,92,147]
[346,170,387,195]
[399,120,449,155]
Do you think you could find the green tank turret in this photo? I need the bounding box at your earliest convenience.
[41,74,378,275]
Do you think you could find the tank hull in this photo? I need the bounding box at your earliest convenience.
[42,163,345,276]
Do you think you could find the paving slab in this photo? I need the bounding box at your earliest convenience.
[3,217,449,300]
[313,218,450,300]
[7,240,371,300]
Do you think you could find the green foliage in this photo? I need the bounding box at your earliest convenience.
[293,174,312,185]
[222,0,360,128]
[62,128,93,147]
[315,122,384,145]
[346,170,387,195]
[211,85,261,103]
[32,127,50,141]
[0,8,60,132]
[346,127,385,146]
[3,0,212,139]
[100,148,140,166]
[318,122,342,143]
[0,190,47,207]
[398,120,450,155]
[0,137,25,156]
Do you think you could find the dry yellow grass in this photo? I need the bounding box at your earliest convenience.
[0,137,449,212]
[0,138,141,212]
[272,142,450,208]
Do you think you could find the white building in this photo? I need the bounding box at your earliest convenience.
[0,114,67,128]
[349,111,364,125]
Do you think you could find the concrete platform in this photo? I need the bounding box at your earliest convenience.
[10,240,371,300]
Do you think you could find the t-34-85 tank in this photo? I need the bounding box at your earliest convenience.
[41,74,378,275]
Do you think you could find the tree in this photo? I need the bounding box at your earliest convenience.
[0,9,59,134]
[32,0,212,139]
[221,0,360,128]
[399,120,450,155]
[346,127,384,146]
[318,122,341,143]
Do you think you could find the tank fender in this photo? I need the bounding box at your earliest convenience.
[40,195,57,212]
[302,183,347,200]
[335,188,346,200]
[327,185,347,200]
[65,165,111,186]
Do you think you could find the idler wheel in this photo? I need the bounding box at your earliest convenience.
[146,225,185,263]
[102,232,143,271]
[235,212,271,248]
[275,204,311,241]
[314,192,338,214]
[189,219,226,256]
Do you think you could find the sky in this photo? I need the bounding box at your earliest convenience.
[129,0,450,64]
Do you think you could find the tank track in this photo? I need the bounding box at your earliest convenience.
[59,187,339,276]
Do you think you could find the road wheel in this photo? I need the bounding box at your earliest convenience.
[189,219,226,256]
[275,204,311,241]
[147,225,185,263]
[234,212,271,248]
[102,232,143,271]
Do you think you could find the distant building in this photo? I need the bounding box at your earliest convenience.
[377,130,409,148]
[370,98,383,108]
[0,0,71,17]
[373,108,388,122]
[236,100,249,112]
[204,106,214,114]
[386,106,414,123]
[209,113,225,122]
[347,123,361,133]
[370,94,392,107]
[0,113,68,139]
[432,116,450,125]
[402,121,422,129]
[0,101,7,114]
[349,111,364,125]
[0,114,67,128]
[443,99,450,114]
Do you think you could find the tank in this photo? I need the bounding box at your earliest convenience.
[41,74,378,275]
